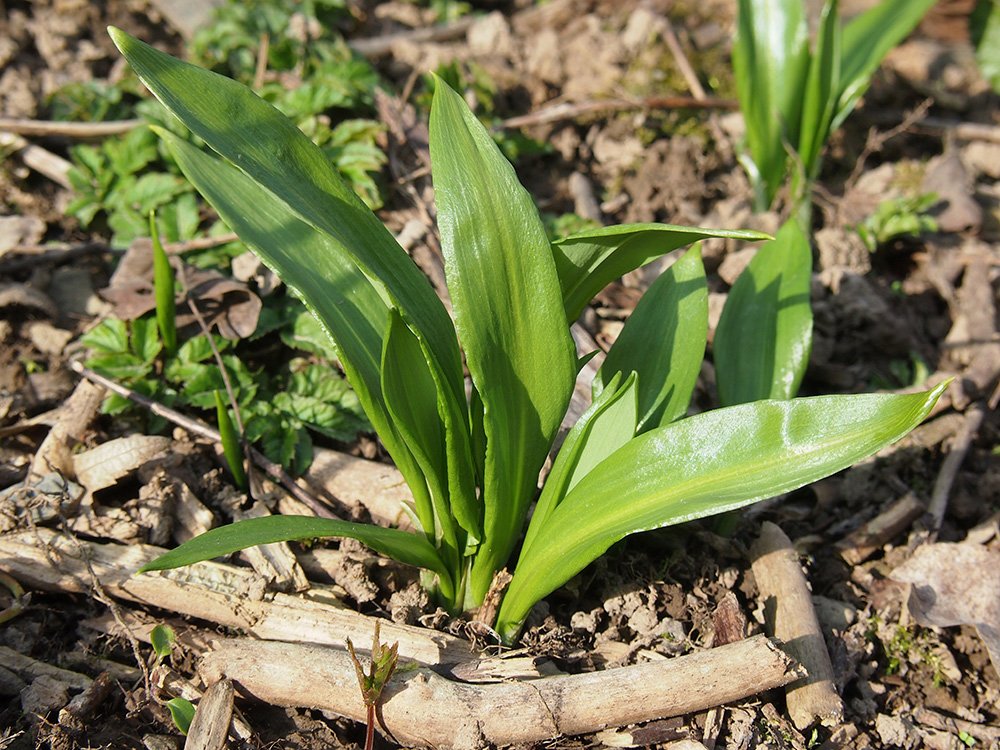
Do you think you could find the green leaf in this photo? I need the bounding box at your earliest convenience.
[520,371,638,559]
[215,390,247,491]
[86,352,152,381]
[972,0,1000,94]
[381,309,461,551]
[497,382,948,640]
[109,30,467,434]
[595,244,707,432]
[153,130,432,532]
[282,307,337,357]
[166,698,195,735]
[836,0,937,132]
[715,218,812,405]
[797,0,841,185]
[732,0,810,208]
[150,624,176,659]
[151,211,178,356]
[139,515,452,587]
[553,223,771,322]
[430,78,578,602]
[82,318,129,354]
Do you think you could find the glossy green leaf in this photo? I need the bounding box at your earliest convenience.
[156,130,435,547]
[715,218,812,405]
[733,0,810,208]
[595,244,707,432]
[112,31,474,547]
[798,0,841,184]
[139,515,451,587]
[553,224,771,321]
[520,372,637,559]
[497,382,948,640]
[150,624,176,659]
[381,309,464,554]
[430,78,578,603]
[835,0,937,132]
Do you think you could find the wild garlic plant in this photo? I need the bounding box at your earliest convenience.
[111,29,945,643]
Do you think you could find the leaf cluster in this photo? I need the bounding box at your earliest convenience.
[857,193,939,252]
[113,29,944,643]
[733,0,937,210]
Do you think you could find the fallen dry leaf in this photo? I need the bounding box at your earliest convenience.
[101,239,262,339]
[73,435,171,494]
[890,542,1000,673]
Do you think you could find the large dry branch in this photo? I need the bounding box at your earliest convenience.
[199,635,801,749]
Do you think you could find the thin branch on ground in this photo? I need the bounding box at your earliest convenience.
[499,95,737,130]
[925,401,985,538]
[67,360,340,520]
[0,118,143,138]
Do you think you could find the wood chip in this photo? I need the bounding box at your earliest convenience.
[184,678,233,750]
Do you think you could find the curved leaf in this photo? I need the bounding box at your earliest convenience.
[139,515,451,587]
[553,223,770,321]
[836,0,937,132]
[430,79,578,603]
[498,382,947,640]
[595,244,707,431]
[715,218,812,405]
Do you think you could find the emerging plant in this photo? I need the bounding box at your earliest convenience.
[733,0,937,211]
[857,193,939,252]
[112,29,946,643]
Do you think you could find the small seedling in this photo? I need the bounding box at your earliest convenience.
[165,697,196,735]
[215,389,248,491]
[346,622,399,750]
[150,211,178,356]
[150,623,176,660]
[116,29,946,643]
[857,193,939,251]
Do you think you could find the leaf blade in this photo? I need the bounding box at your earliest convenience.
[498,382,948,639]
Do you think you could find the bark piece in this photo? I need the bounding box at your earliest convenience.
[836,493,926,565]
[0,646,92,690]
[751,522,844,730]
[304,447,414,528]
[199,635,801,750]
[0,528,470,666]
[184,678,233,750]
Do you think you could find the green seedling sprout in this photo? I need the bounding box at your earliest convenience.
[114,28,947,643]
[148,624,196,735]
[215,389,247,491]
[346,622,399,750]
[150,211,178,356]
[166,697,196,735]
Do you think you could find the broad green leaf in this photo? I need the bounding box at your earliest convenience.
[553,224,771,321]
[715,218,812,405]
[112,31,473,539]
[150,624,176,659]
[733,0,810,208]
[835,0,937,132]
[381,309,462,554]
[155,130,435,548]
[430,79,577,603]
[139,515,452,588]
[520,372,638,559]
[798,0,841,184]
[594,244,707,432]
[497,382,948,640]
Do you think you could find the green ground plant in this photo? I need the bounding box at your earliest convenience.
[112,29,946,642]
[733,0,937,212]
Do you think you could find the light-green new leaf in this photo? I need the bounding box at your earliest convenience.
[429,78,578,603]
[497,381,948,640]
